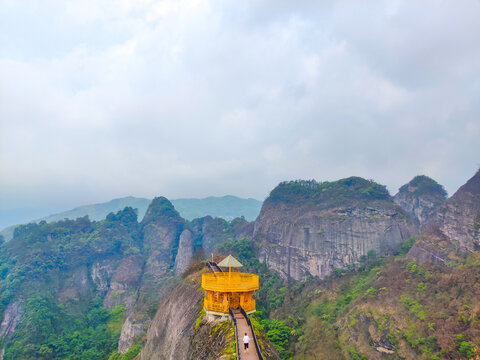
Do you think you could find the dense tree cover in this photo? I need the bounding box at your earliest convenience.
[268,177,390,205]
[0,208,142,358]
[141,197,184,229]
[399,175,448,198]
[107,344,142,360]
[3,297,124,360]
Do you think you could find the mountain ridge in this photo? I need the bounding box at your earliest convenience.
[0,195,263,241]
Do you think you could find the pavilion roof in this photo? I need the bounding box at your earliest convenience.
[217,254,243,268]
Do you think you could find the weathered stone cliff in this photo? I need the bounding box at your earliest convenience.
[393,175,447,226]
[405,169,480,264]
[0,301,23,339]
[139,277,204,360]
[141,197,186,281]
[436,169,480,254]
[254,178,415,280]
[174,229,194,274]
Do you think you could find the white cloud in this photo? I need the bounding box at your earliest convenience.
[1,0,479,227]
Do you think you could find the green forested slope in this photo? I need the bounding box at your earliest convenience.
[0,208,143,360]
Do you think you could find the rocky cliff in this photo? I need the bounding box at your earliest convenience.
[254,177,415,280]
[436,169,480,254]
[393,175,447,226]
[406,169,480,264]
[139,268,280,360]
[139,276,204,360]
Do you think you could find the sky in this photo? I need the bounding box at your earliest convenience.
[1,0,479,229]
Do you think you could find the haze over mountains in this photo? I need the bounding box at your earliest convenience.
[0,195,263,241]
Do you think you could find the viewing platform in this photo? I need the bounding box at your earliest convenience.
[201,255,259,316]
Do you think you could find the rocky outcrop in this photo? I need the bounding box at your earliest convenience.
[58,266,91,301]
[115,198,186,353]
[139,278,203,360]
[190,216,254,257]
[91,259,115,293]
[406,169,480,263]
[254,178,415,280]
[394,175,447,226]
[190,216,233,255]
[141,197,186,280]
[174,229,194,274]
[435,169,480,253]
[118,315,149,354]
[104,255,143,311]
[0,300,23,338]
[231,216,255,240]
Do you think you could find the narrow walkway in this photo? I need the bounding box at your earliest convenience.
[231,309,260,360]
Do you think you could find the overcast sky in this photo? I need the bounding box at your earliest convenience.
[1,0,479,228]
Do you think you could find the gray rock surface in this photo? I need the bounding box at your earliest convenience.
[0,300,23,338]
[436,170,480,254]
[254,198,414,281]
[104,255,143,311]
[139,280,203,360]
[118,315,150,354]
[174,229,194,274]
[91,260,115,293]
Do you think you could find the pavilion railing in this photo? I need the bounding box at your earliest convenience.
[202,272,259,292]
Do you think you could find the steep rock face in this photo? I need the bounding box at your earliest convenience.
[104,255,143,311]
[140,197,186,282]
[190,216,233,255]
[394,175,447,226]
[174,229,194,274]
[231,216,255,240]
[254,178,414,280]
[139,279,203,360]
[436,169,480,253]
[117,198,186,353]
[91,259,115,293]
[58,266,91,301]
[118,315,149,354]
[0,301,23,338]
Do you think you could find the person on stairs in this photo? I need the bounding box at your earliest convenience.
[243,332,250,353]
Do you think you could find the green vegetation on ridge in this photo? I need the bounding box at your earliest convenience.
[399,175,448,198]
[268,177,390,205]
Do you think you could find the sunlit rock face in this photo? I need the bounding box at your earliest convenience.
[254,178,415,280]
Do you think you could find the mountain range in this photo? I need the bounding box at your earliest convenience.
[0,195,263,242]
[0,170,478,360]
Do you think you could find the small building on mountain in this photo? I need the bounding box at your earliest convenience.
[201,255,259,318]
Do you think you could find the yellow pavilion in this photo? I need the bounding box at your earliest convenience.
[201,255,259,316]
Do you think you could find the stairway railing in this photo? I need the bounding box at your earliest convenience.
[206,261,223,273]
[229,308,242,360]
[239,307,264,360]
